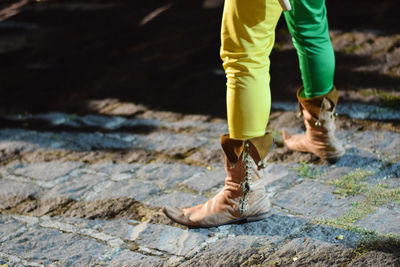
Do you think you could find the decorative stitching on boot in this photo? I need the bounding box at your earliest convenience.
[238,141,252,215]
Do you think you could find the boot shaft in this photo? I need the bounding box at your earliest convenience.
[220,133,273,214]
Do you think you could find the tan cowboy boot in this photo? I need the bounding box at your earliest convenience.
[282,86,345,162]
[162,132,274,228]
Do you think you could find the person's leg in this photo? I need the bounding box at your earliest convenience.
[282,0,345,161]
[284,0,334,98]
[163,0,282,227]
[221,0,282,139]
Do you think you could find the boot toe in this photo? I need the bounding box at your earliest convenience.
[162,206,184,221]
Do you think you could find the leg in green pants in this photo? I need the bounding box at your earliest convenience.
[284,0,335,98]
[282,0,345,161]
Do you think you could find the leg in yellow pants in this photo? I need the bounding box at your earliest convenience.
[220,0,282,140]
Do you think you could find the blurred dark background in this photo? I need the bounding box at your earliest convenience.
[0,0,399,118]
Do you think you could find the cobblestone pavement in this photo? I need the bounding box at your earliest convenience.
[1,0,400,265]
[0,99,399,267]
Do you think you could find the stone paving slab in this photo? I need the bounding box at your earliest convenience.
[0,128,215,154]
[1,109,400,266]
[262,237,356,266]
[0,225,113,266]
[84,179,160,202]
[144,191,208,208]
[12,162,83,181]
[355,202,400,235]
[4,112,228,136]
[182,167,226,193]
[0,216,26,242]
[179,235,273,267]
[299,224,362,248]
[271,101,400,121]
[0,179,42,209]
[135,163,207,189]
[272,181,359,220]
[205,210,310,245]
[107,250,165,267]
[87,162,142,178]
[44,173,110,201]
[11,101,400,126]
[131,222,207,256]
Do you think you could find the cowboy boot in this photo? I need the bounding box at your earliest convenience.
[162,132,274,228]
[282,86,345,162]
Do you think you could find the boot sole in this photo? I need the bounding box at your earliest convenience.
[191,211,272,229]
[163,207,272,229]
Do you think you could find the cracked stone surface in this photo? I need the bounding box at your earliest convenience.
[1,0,400,265]
[272,181,357,220]
[1,108,399,266]
[355,202,400,235]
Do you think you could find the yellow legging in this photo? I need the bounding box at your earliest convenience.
[221,0,334,139]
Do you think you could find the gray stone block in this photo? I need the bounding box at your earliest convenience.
[300,224,362,248]
[318,166,354,183]
[272,181,355,220]
[0,215,26,242]
[35,112,81,127]
[52,216,107,230]
[88,162,141,176]
[263,237,355,266]
[84,180,160,202]
[0,225,113,266]
[100,219,140,240]
[107,250,165,267]
[144,191,208,208]
[263,172,300,195]
[0,179,42,209]
[370,161,400,181]
[80,114,127,130]
[135,132,208,152]
[221,211,309,244]
[136,163,205,189]
[334,147,383,169]
[5,130,61,150]
[12,162,83,181]
[182,167,225,193]
[260,163,292,185]
[0,140,36,155]
[44,174,109,200]
[0,128,28,140]
[355,202,400,235]
[346,131,400,158]
[131,222,206,256]
[337,103,400,121]
[180,235,270,267]
[68,132,132,150]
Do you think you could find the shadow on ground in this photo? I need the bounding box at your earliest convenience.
[0,0,399,117]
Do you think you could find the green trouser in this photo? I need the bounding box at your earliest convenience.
[284,0,335,98]
[221,0,334,139]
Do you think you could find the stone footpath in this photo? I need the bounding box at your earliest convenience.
[0,100,400,266]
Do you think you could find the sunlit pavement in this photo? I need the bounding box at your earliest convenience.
[1,101,399,266]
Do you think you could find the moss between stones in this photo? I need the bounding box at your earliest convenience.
[290,162,321,179]
[329,168,373,197]
[326,168,400,227]
[312,167,400,258]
